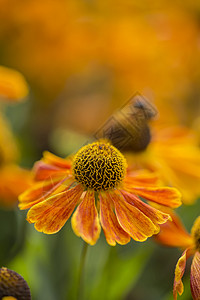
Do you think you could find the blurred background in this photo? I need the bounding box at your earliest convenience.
[0,0,200,299]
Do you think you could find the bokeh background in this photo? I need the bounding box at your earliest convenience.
[0,0,200,299]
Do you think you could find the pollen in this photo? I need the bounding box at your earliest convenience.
[191,216,200,252]
[72,140,127,191]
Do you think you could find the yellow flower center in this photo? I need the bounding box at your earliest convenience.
[72,140,127,191]
[191,216,200,252]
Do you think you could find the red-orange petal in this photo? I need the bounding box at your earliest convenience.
[19,176,73,210]
[120,190,170,228]
[33,151,72,181]
[33,161,70,181]
[71,191,101,245]
[173,249,189,300]
[128,186,182,208]
[99,192,130,246]
[43,151,72,169]
[27,184,83,234]
[110,191,160,242]
[190,251,200,300]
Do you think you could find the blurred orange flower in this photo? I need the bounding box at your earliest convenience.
[127,126,200,204]
[0,0,200,115]
[0,66,28,102]
[156,212,200,300]
[19,140,181,245]
[0,91,31,208]
[0,165,32,209]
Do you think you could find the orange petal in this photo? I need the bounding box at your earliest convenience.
[71,191,101,245]
[120,190,170,228]
[27,184,83,234]
[110,191,160,242]
[124,170,159,187]
[33,161,70,181]
[99,192,130,246]
[43,151,72,169]
[128,186,182,208]
[173,249,190,300]
[155,212,193,248]
[191,251,200,300]
[19,176,73,210]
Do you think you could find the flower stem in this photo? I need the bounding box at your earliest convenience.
[77,241,89,300]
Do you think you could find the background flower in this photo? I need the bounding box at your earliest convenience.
[155,212,200,300]
[0,65,28,102]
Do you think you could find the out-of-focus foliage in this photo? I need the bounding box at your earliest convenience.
[0,0,200,299]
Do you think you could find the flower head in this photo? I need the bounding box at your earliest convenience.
[0,267,31,299]
[19,140,181,246]
[73,141,127,191]
[155,212,200,300]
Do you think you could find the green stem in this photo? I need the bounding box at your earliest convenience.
[77,241,89,300]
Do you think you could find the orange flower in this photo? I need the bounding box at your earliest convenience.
[19,140,181,246]
[0,66,28,102]
[156,212,200,300]
[127,126,200,204]
[0,164,32,208]
[0,267,31,299]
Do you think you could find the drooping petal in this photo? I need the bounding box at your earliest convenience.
[120,190,170,229]
[19,176,73,209]
[155,211,193,248]
[99,192,130,246]
[173,249,190,300]
[71,191,101,245]
[110,191,160,242]
[190,251,200,300]
[127,186,182,208]
[27,184,83,234]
